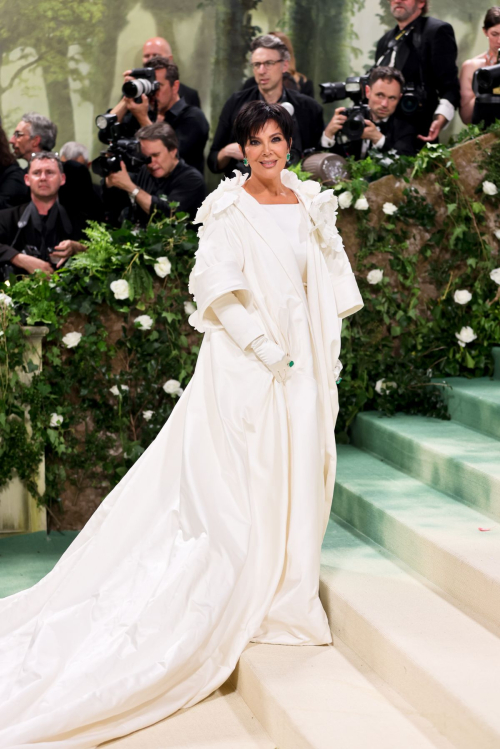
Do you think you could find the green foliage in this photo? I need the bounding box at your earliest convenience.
[0,215,200,512]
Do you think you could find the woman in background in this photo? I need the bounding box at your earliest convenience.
[460,6,500,124]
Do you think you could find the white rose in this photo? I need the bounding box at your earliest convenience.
[354,196,369,211]
[184,301,196,316]
[163,379,182,396]
[453,289,472,305]
[367,269,384,285]
[134,314,153,330]
[482,180,498,196]
[338,191,353,209]
[490,267,500,285]
[375,379,397,394]
[0,292,13,307]
[143,410,154,421]
[383,202,398,216]
[494,230,500,240]
[455,326,477,347]
[62,331,82,348]
[154,257,172,278]
[110,384,129,396]
[110,279,130,300]
[49,413,63,427]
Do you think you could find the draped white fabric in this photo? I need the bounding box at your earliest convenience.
[0,170,362,748]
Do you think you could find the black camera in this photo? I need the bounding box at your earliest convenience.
[400,82,426,115]
[320,76,371,142]
[472,63,500,128]
[91,114,151,178]
[122,68,160,103]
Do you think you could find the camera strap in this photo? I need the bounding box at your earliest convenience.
[14,201,72,258]
[377,19,427,96]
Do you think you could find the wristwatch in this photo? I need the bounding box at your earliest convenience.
[129,187,140,203]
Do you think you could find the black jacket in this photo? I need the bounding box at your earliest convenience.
[208,86,325,176]
[120,98,209,175]
[375,15,460,136]
[333,113,419,160]
[103,158,206,226]
[179,82,201,109]
[0,201,83,267]
[0,163,29,210]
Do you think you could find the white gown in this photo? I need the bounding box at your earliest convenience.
[0,170,363,748]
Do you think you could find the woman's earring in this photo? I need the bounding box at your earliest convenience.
[286,152,291,162]
[243,157,249,166]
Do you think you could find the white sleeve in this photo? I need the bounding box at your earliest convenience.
[373,133,386,150]
[434,99,455,124]
[210,292,264,351]
[321,131,335,149]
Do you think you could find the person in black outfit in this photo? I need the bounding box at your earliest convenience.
[0,123,28,209]
[375,0,460,146]
[0,153,86,280]
[323,66,418,159]
[103,121,205,226]
[110,58,209,175]
[142,36,201,108]
[241,30,315,98]
[209,34,324,176]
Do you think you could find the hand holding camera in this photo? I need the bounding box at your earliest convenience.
[324,108,348,139]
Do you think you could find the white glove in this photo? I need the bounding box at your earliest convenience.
[250,335,293,383]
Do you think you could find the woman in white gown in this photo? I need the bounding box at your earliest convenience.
[0,101,363,748]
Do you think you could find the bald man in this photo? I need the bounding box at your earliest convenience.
[142,37,201,109]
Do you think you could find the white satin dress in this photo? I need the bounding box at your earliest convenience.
[0,170,363,748]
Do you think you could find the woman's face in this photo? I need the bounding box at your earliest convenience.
[484,24,500,56]
[244,120,290,180]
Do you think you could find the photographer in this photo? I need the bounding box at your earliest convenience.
[322,67,418,159]
[9,113,57,167]
[103,122,205,226]
[375,0,460,145]
[0,153,86,280]
[142,37,201,108]
[208,34,324,176]
[109,58,208,175]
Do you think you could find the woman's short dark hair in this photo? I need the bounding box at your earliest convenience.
[484,7,500,30]
[137,121,179,152]
[0,125,15,170]
[234,101,293,153]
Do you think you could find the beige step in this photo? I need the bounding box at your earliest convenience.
[232,640,455,749]
[101,682,275,748]
[320,516,500,749]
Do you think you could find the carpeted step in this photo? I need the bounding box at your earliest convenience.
[101,682,275,748]
[438,377,500,440]
[333,445,500,627]
[351,412,500,520]
[320,516,500,749]
[232,639,453,749]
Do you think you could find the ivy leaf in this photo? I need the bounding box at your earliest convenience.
[471,202,486,215]
[446,203,457,215]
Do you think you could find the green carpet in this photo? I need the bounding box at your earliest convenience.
[0,531,78,598]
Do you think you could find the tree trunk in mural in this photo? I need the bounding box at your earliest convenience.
[210,0,262,131]
[41,44,75,145]
[284,0,354,96]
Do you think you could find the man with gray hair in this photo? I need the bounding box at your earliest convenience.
[9,113,57,165]
[208,34,324,175]
[60,141,90,167]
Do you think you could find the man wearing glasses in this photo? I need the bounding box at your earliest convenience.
[208,34,324,176]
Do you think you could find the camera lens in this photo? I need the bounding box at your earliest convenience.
[96,115,109,130]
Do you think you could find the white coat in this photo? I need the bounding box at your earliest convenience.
[0,169,363,748]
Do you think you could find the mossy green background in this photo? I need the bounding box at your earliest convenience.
[0,1,492,155]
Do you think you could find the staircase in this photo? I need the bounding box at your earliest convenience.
[107,349,500,748]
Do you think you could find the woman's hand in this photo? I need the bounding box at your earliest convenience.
[250,335,292,383]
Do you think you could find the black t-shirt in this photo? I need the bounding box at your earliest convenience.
[103,159,206,226]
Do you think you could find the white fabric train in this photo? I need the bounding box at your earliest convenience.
[0,169,363,748]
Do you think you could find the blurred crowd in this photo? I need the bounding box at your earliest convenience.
[1,1,499,280]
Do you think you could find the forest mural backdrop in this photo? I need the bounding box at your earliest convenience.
[0,0,492,156]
